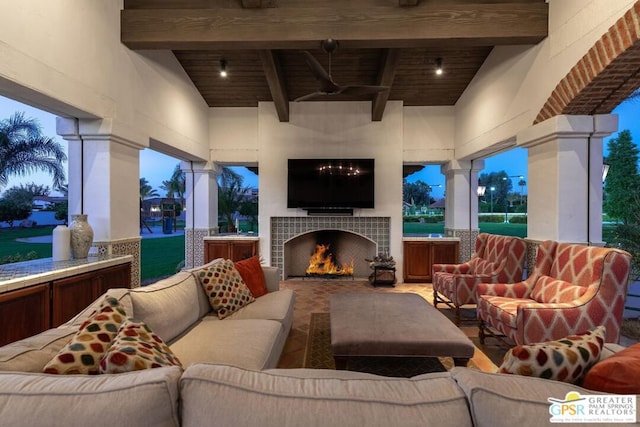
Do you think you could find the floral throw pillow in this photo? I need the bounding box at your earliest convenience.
[498,326,606,385]
[99,318,182,374]
[43,295,127,375]
[195,259,255,319]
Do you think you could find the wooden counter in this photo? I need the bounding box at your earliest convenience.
[0,255,132,346]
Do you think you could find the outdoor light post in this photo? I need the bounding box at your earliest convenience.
[489,186,496,213]
[501,175,524,223]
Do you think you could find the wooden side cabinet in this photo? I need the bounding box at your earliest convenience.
[0,262,131,345]
[403,240,459,283]
[52,263,131,327]
[204,239,258,263]
[0,284,50,346]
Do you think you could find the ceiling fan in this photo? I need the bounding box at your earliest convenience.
[294,38,390,102]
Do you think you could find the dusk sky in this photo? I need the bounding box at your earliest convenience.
[0,95,637,199]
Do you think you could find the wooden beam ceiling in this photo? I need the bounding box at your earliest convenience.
[259,50,289,122]
[372,49,401,121]
[121,3,548,50]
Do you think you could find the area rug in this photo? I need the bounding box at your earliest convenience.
[303,312,477,377]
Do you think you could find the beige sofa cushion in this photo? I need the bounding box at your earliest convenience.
[0,366,182,427]
[226,288,295,326]
[130,271,209,342]
[169,318,282,370]
[0,327,76,372]
[180,364,472,427]
[451,367,640,426]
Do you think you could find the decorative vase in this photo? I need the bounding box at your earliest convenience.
[69,214,94,259]
[52,225,71,261]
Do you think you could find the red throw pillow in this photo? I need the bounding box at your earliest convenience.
[234,256,268,298]
[582,343,640,394]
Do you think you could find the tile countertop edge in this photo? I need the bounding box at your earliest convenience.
[402,237,460,242]
[0,255,133,294]
[203,235,260,240]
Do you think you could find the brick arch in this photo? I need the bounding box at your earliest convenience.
[535,2,640,124]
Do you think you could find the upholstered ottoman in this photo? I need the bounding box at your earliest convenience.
[330,293,475,369]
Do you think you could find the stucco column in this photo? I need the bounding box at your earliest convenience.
[182,161,221,268]
[517,114,616,245]
[57,118,146,287]
[441,159,484,262]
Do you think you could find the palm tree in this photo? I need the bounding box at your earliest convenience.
[139,177,159,200]
[159,164,185,203]
[0,112,67,189]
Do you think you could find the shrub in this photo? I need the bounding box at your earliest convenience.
[478,215,504,223]
[0,251,39,265]
[508,215,527,224]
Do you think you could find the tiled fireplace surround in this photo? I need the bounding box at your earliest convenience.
[271,217,391,280]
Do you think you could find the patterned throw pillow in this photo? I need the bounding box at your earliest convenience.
[498,326,606,385]
[43,295,127,375]
[195,259,256,319]
[99,318,182,374]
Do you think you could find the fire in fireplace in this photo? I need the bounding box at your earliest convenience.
[306,243,354,277]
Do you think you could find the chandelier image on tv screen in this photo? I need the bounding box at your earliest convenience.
[287,159,375,209]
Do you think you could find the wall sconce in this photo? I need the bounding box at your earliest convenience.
[477,185,486,197]
[602,162,610,182]
[220,59,228,78]
[435,58,443,75]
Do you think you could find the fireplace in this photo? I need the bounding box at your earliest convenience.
[271,217,390,280]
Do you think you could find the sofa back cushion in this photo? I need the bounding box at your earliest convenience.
[180,364,472,427]
[0,367,181,427]
[530,275,588,303]
[130,271,208,342]
[0,328,76,373]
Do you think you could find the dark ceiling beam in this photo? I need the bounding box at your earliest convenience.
[241,0,276,8]
[121,3,548,50]
[258,50,289,122]
[399,0,420,6]
[372,49,401,122]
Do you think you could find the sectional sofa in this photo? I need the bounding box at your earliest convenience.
[0,260,636,426]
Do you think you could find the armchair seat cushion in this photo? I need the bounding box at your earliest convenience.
[478,296,535,330]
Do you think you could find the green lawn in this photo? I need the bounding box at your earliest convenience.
[0,226,54,261]
[140,236,185,283]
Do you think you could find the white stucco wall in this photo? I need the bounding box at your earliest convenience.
[0,1,209,159]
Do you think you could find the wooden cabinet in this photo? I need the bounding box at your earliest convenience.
[0,284,50,346]
[0,262,131,345]
[52,263,131,327]
[403,240,459,283]
[204,239,258,263]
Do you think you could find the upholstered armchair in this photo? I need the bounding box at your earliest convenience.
[432,233,527,324]
[477,241,632,345]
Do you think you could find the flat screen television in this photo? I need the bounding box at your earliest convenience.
[287,158,375,209]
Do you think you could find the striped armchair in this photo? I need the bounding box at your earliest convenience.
[432,233,526,325]
[477,241,632,345]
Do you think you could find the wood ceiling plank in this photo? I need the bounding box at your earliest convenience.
[399,0,419,6]
[241,0,277,8]
[259,50,289,122]
[121,3,548,50]
[372,49,401,121]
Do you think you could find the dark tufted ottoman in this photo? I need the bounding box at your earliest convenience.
[330,293,474,370]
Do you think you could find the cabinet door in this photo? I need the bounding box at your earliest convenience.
[205,241,231,263]
[0,284,50,346]
[432,241,459,265]
[403,241,433,283]
[230,241,257,261]
[51,272,96,327]
[94,263,132,296]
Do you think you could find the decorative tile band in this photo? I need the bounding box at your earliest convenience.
[445,228,478,263]
[93,237,141,288]
[185,228,217,268]
[271,216,390,280]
